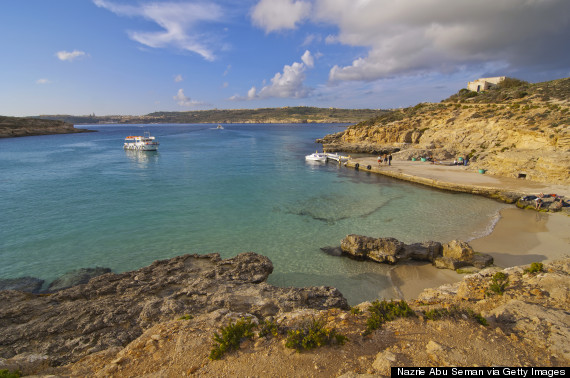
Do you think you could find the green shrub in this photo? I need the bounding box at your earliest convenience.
[488,272,509,296]
[209,317,256,360]
[285,318,347,352]
[179,314,193,320]
[259,319,280,338]
[350,306,362,315]
[364,300,415,335]
[524,262,544,274]
[0,370,21,378]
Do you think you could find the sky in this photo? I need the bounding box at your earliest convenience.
[1,0,569,117]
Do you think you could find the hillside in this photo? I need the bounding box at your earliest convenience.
[318,78,570,184]
[0,116,94,138]
[36,107,388,125]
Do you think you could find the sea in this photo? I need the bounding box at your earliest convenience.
[0,123,506,304]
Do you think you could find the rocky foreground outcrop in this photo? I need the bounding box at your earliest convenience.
[1,256,568,376]
[0,116,93,138]
[0,252,347,367]
[340,234,493,271]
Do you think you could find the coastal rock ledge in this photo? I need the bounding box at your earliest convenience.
[340,234,493,271]
[0,252,347,367]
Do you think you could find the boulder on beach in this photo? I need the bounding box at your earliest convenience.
[339,234,493,271]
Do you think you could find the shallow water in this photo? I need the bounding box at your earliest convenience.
[0,124,506,304]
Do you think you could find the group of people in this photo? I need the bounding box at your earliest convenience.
[453,156,469,166]
[378,154,393,165]
[533,192,566,210]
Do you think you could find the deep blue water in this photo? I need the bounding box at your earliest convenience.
[0,124,505,304]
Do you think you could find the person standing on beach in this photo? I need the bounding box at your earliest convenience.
[388,154,392,165]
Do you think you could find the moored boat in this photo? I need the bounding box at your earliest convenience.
[305,151,327,162]
[124,132,159,151]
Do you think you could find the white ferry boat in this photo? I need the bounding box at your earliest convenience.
[123,132,159,151]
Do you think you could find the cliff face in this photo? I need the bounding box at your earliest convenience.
[319,78,570,185]
[0,116,94,138]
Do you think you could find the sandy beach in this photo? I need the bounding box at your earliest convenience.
[350,157,570,300]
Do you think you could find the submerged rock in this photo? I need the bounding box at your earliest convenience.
[0,252,348,367]
[0,277,44,293]
[47,267,112,292]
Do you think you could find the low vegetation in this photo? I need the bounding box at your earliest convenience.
[0,370,21,378]
[285,317,347,352]
[487,272,510,296]
[423,306,488,326]
[524,262,544,275]
[364,300,415,335]
[209,317,256,360]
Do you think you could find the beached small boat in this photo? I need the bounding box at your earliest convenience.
[305,152,327,162]
[123,132,159,151]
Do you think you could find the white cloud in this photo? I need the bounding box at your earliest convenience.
[251,0,311,33]
[94,0,223,61]
[248,86,257,99]
[301,50,314,68]
[36,78,51,84]
[56,50,87,62]
[174,74,183,83]
[234,51,314,100]
[173,89,203,107]
[308,0,570,82]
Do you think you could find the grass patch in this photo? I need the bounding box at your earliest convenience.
[285,317,347,352]
[364,300,415,335]
[179,314,193,320]
[209,317,256,360]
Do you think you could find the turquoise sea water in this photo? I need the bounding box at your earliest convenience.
[0,124,505,304]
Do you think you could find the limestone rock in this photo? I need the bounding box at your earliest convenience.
[443,240,474,260]
[340,234,489,272]
[0,252,348,366]
[372,350,397,375]
[490,300,570,360]
[340,235,405,264]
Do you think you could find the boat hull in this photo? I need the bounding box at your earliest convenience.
[124,143,158,151]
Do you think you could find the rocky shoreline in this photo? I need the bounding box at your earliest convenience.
[0,253,347,368]
[1,254,568,376]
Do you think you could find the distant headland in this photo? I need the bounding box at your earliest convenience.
[33,106,388,125]
[0,116,95,138]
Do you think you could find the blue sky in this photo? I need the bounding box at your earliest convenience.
[1,0,569,116]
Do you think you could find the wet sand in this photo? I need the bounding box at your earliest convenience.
[391,208,570,300]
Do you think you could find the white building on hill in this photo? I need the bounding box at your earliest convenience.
[467,76,505,92]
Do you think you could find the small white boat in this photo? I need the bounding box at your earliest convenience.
[305,152,327,162]
[123,131,159,151]
[216,124,224,129]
